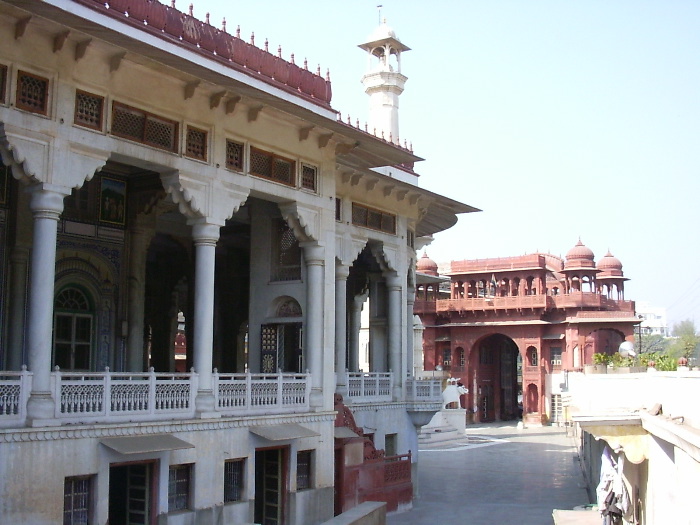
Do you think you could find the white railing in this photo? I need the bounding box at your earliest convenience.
[405,378,442,402]
[0,368,311,427]
[54,368,195,423]
[346,372,393,403]
[214,371,311,415]
[0,369,31,426]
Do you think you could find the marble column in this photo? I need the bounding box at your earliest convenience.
[6,246,29,370]
[191,220,221,417]
[334,263,349,396]
[348,290,367,373]
[406,283,415,379]
[26,184,70,425]
[126,219,154,372]
[386,272,402,400]
[304,244,325,407]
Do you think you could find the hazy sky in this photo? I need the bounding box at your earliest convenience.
[196,0,700,327]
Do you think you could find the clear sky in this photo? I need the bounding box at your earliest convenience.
[196,0,700,327]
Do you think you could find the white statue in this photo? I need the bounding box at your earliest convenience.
[442,378,469,409]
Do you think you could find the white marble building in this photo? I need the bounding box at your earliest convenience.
[0,1,475,524]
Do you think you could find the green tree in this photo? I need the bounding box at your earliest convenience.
[669,320,700,360]
[640,333,669,354]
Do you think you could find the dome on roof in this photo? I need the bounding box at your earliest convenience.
[564,239,595,269]
[417,251,438,276]
[597,251,622,270]
[367,20,400,43]
[597,251,624,277]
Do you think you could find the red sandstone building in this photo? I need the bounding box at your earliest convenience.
[414,240,638,425]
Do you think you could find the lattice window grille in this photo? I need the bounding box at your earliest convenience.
[226,139,244,170]
[335,198,342,221]
[250,147,295,187]
[74,90,104,130]
[0,64,7,104]
[351,203,396,235]
[301,164,317,191]
[168,465,191,512]
[296,450,313,490]
[64,476,92,525]
[272,219,301,281]
[111,102,178,153]
[224,459,245,503]
[16,70,49,114]
[185,126,207,161]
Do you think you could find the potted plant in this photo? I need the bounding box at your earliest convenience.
[586,353,609,374]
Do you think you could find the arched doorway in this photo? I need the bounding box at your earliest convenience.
[470,334,520,422]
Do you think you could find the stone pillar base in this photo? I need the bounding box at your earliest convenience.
[195,389,220,419]
[26,392,60,427]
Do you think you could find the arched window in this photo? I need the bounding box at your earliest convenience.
[53,286,94,370]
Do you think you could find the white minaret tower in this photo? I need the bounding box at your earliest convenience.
[358,19,410,142]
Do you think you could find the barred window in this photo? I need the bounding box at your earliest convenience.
[111,102,178,153]
[74,90,104,130]
[185,125,207,161]
[250,147,295,187]
[16,70,49,115]
[168,464,192,512]
[351,203,396,235]
[226,139,244,171]
[0,64,7,104]
[296,450,313,490]
[64,476,92,525]
[407,230,414,249]
[271,218,301,281]
[335,198,341,222]
[301,164,317,192]
[224,459,245,503]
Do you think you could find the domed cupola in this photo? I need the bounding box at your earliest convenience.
[597,251,624,277]
[564,239,596,270]
[416,251,438,276]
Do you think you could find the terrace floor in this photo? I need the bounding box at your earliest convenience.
[388,422,594,525]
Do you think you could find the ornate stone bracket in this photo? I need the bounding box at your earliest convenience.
[370,242,398,273]
[0,124,107,188]
[278,202,320,243]
[335,232,367,267]
[161,170,249,223]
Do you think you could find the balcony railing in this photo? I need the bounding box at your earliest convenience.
[0,368,311,428]
[405,378,442,402]
[346,372,392,403]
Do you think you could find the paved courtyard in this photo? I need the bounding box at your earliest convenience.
[387,422,592,525]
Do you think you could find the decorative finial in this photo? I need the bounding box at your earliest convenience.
[236,25,240,39]
[389,132,393,143]
[303,58,308,70]
[316,65,321,76]
[265,39,269,52]
[377,4,382,25]
[278,45,282,58]
[205,12,210,24]
[356,118,360,128]
[250,32,254,45]
[170,0,175,8]
[188,3,193,16]
[365,123,368,132]
[290,53,295,65]
[221,18,226,32]
[326,68,331,81]
[347,114,351,124]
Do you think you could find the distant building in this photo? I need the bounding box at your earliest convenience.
[414,240,639,426]
[635,301,670,337]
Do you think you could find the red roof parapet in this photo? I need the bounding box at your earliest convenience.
[74,0,333,108]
